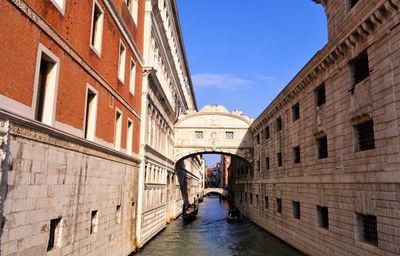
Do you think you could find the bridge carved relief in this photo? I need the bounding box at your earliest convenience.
[174,105,254,163]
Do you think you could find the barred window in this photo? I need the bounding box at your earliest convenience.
[256,133,260,144]
[226,131,234,140]
[265,196,269,209]
[315,83,326,107]
[277,152,283,167]
[276,198,282,214]
[265,126,270,140]
[265,157,270,170]
[292,103,300,121]
[250,194,253,204]
[195,131,203,140]
[293,146,301,163]
[292,201,300,219]
[354,120,375,151]
[317,206,329,229]
[276,117,282,131]
[317,136,328,159]
[350,51,369,88]
[356,213,378,246]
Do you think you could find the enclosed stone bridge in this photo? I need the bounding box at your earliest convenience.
[204,187,227,197]
[174,105,254,163]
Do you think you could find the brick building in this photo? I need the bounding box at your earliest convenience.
[0,0,145,255]
[234,0,400,255]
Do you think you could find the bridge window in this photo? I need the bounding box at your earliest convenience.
[276,198,282,214]
[265,126,270,140]
[195,131,203,140]
[276,117,282,131]
[317,206,329,229]
[264,196,269,209]
[292,103,300,121]
[350,51,369,91]
[316,135,328,159]
[277,152,283,167]
[354,119,375,151]
[293,146,301,164]
[225,131,234,140]
[315,83,326,107]
[292,201,300,219]
[356,213,378,246]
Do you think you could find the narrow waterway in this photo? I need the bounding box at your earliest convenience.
[134,196,304,256]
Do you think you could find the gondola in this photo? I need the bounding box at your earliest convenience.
[182,203,198,222]
[227,208,243,223]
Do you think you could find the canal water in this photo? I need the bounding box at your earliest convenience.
[134,196,304,256]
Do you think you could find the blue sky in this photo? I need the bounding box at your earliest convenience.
[177,1,328,166]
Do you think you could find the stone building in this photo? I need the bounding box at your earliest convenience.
[136,0,203,247]
[235,0,400,255]
[0,0,144,255]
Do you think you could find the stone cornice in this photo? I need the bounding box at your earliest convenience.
[252,0,400,131]
[0,109,141,165]
[9,0,141,121]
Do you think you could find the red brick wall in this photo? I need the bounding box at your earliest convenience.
[0,0,144,154]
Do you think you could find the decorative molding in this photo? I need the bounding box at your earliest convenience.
[9,0,141,121]
[0,110,141,166]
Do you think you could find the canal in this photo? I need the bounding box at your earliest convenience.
[134,196,304,256]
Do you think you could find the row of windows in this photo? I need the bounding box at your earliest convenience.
[256,50,370,143]
[257,119,374,171]
[194,131,235,140]
[35,44,135,154]
[47,206,125,251]
[239,193,378,246]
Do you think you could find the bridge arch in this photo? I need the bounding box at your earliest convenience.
[174,105,254,163]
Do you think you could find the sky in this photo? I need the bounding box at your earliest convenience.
[176,1,328,166]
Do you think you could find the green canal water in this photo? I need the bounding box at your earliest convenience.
[134,196,304,256]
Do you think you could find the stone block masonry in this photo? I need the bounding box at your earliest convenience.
[0,112,140,255]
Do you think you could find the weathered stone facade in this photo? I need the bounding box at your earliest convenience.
[234,0,400,255]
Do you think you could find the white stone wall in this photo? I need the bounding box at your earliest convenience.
[0,120,139,256]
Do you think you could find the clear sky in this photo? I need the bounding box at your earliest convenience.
[177,1,328,166]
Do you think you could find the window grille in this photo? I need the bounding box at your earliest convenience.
[350,52,369,88]
[357,213,378,246]
[276,117,282,131]
[265,126,270,140]
[265,196,269,209]
[226,131,234,140]
[265,157,270,170]
[355,120,375,151]
[276,198,282,214]
[292,103,300,121]
[195,131,203,140]
[317,206,329,229]
[317,136,328,159]
[277,152,283,167]
[315,83,326,107]
[294,146,301,163]
[293,201,300,219]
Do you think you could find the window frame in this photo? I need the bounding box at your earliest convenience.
[129,58,136,95]
[118,40,127,84]
[89,0,104,57]
[83,84,98,141]
[114,108,123,151]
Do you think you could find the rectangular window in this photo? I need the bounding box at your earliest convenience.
[114,110,123,150]
[317,206,329,229]
[47,217,62,251]
[90,210,99,234]
[118,42,127,83]
[129,59,136,95]
[315,83,326,107]
[265,126,270,140]
[356,213,378,246]
[354,120,375,151]
[34,46,59,126]
[292,201,300,219]
[293,146,301,164]
[292,103,300,121]
[116,205,122,224]
[277,152,283,167]
[256,195,259,206]
[84,87,98,141]
[265,196,269,209]
[350,51,369,89]
[90,1,104,55]
[226,131,234,140]
[195,131,203,140]
[49,0,66,13]
[317,136,328,159]
[245,193,248,203]
[349,0,360,9]
[276,198,282,214]
[257,160,260,172]
[276,117,282,131]
[265,157,270,170]
[125,0,139,24]
[250,194,253,204]
[256,133,260,144]
[127,120,133,155]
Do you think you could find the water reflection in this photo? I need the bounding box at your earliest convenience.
[134,196,304,256]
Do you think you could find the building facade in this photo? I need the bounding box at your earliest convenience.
[0,0,144,255]
[136,0,203,247]
[235,0,400,255]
